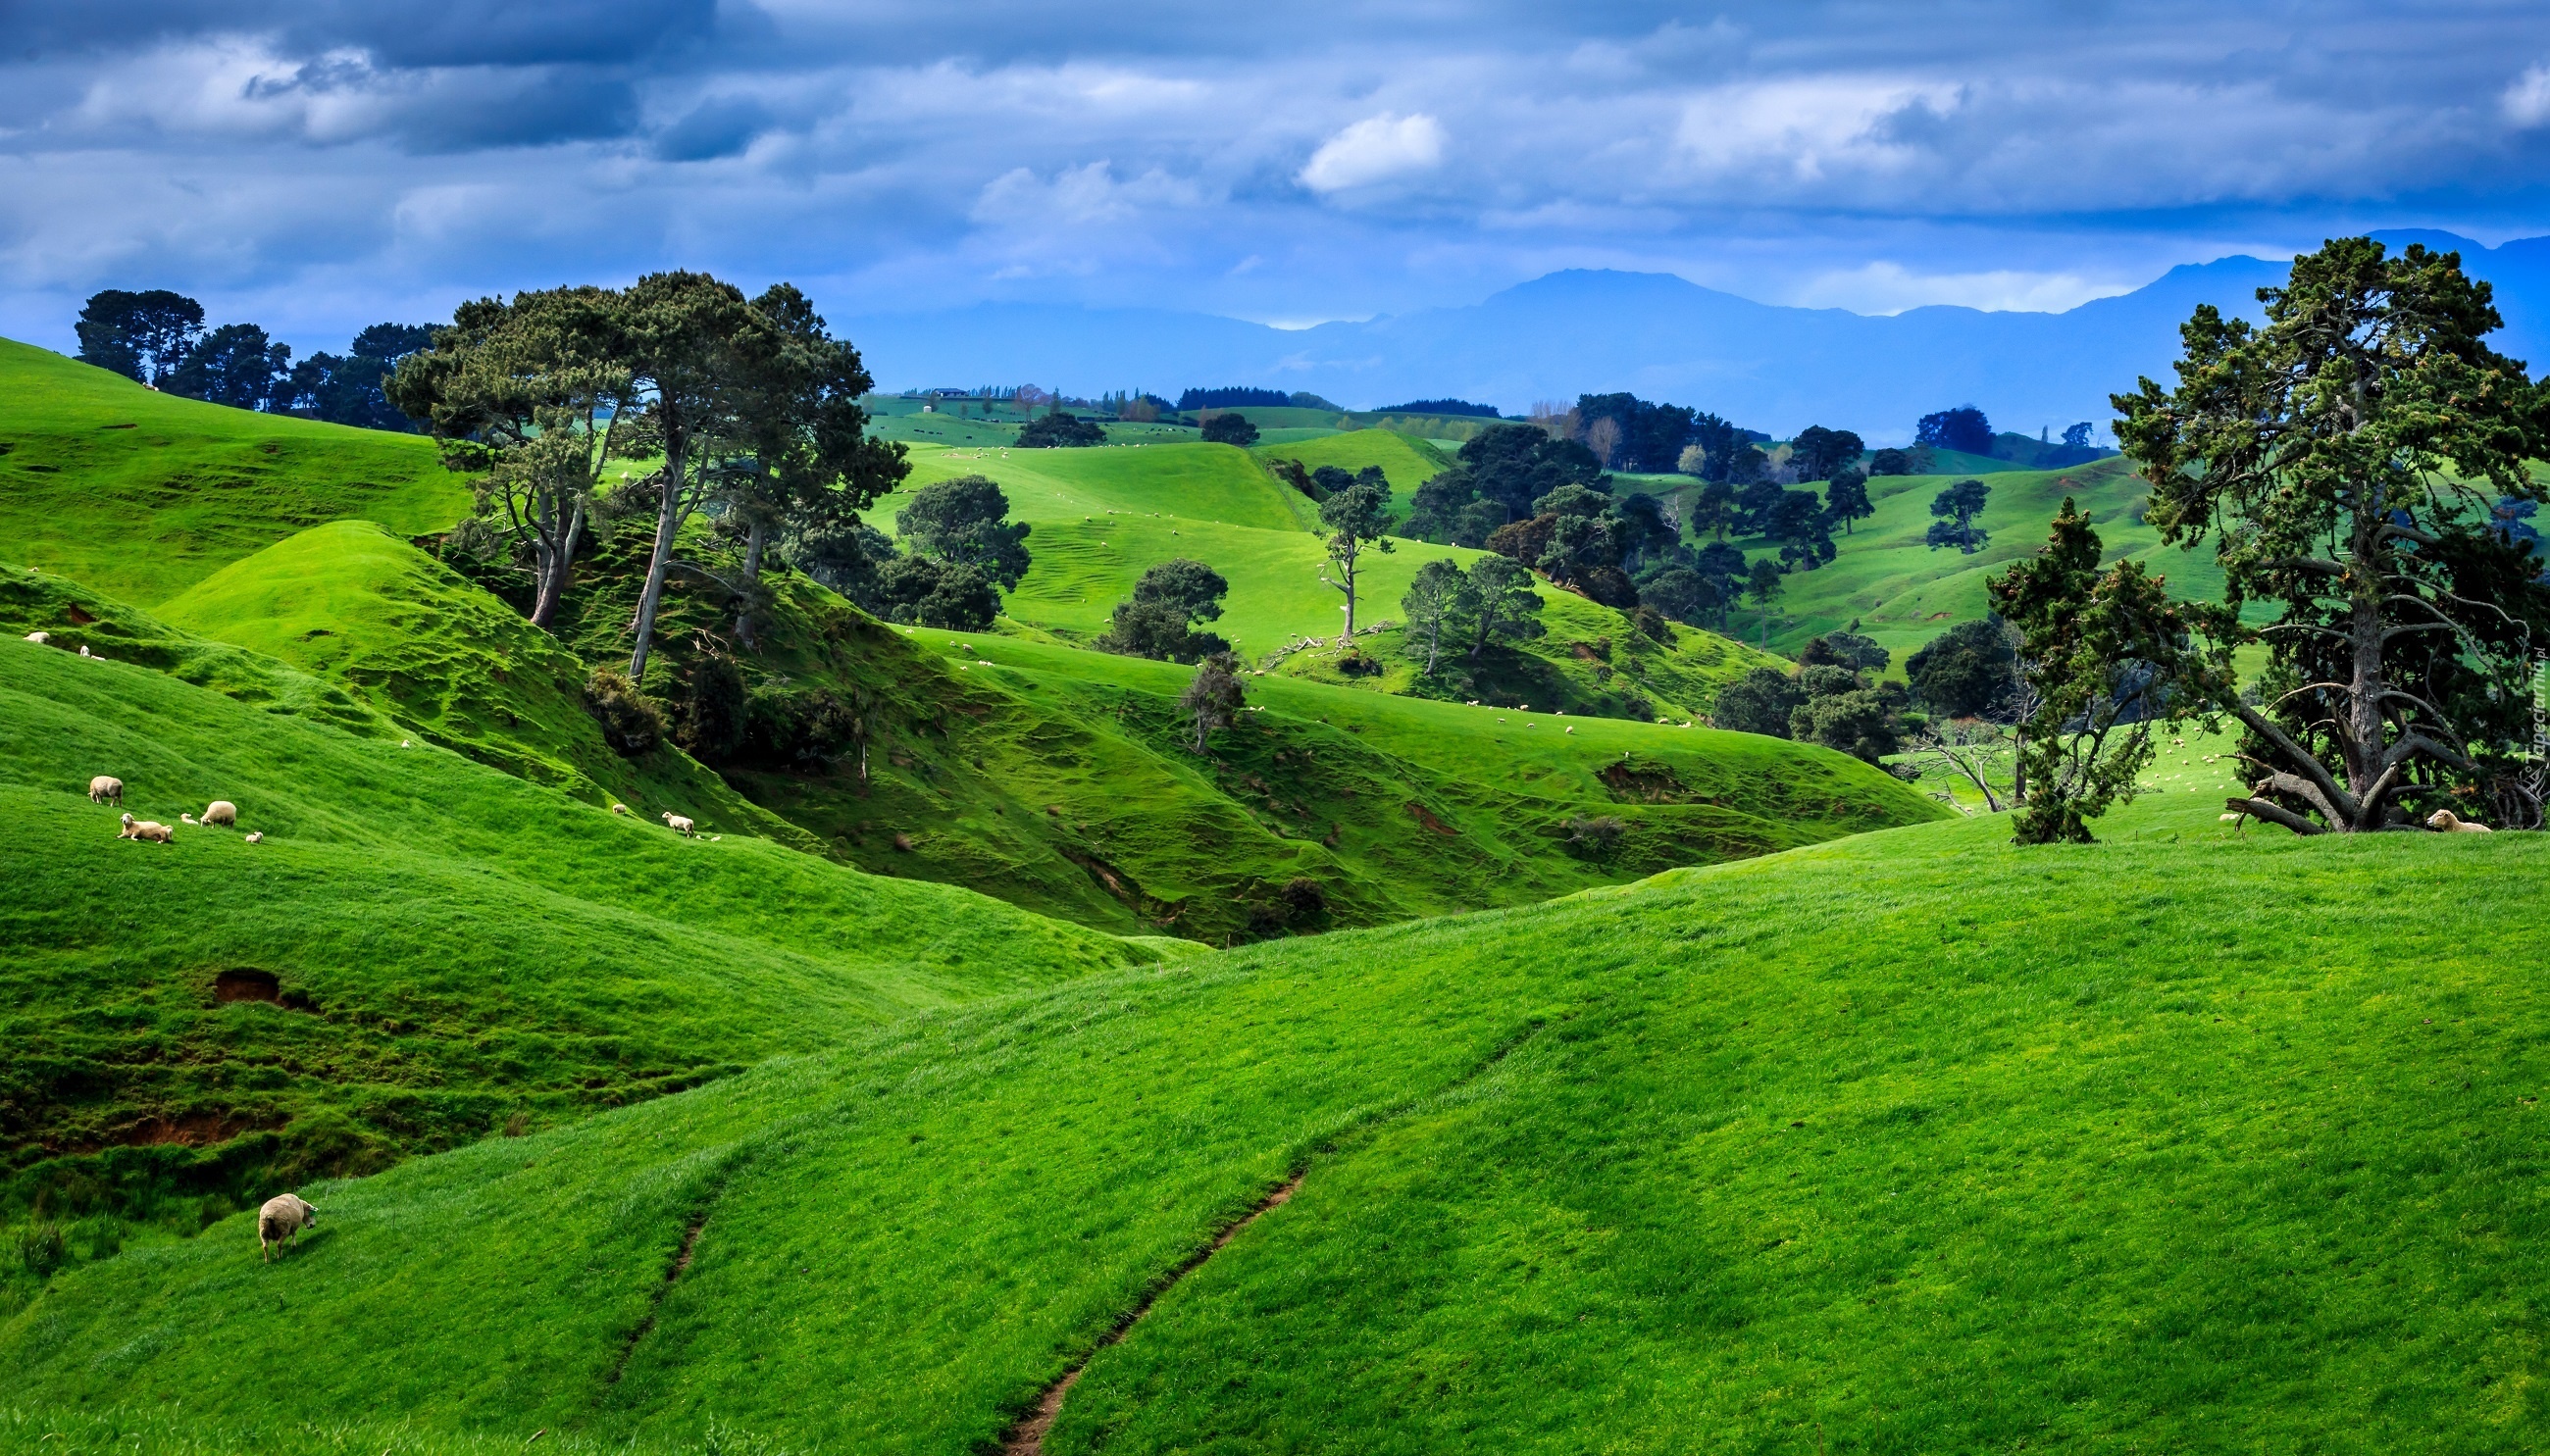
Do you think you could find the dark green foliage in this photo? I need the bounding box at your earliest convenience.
[165,324,291,412]
[1179,650,1247,752]
[1317,477,1395,636]
[1787,425,1864,480]
[894,475,1032,589]
[1925,477,1993,554]
[1917,405,1993,454]
[663,650,749,762]
[1990,499,2218,843]
[1404,424,1606,541]
[1824,467,1873,533]
[582,669,666,757]
[1564,812,1626,858]
[1636,567,1713,627]
[1574,393,1697,473]
[1175,386,1291,410]
[1768,489,1836,571]
[1398,558,1473,676]
[1708,666,1802,737]
[1798,630,1889,674]
[1867,447,1915,476]
[874,556,999,629]
[279,325,434,431]
[2116,234,2550,831]
[74,288,202,386]
[1744,558,1784,645]
[1099,559,1233,664]
[1461,554,1545,661]
[1687,479,1739,539]
[1017,413,1107,448]
[1376,398,1498,417]
[1198,412,1260,447]
[1787,671,1909,766]
[1907,617,2017,718]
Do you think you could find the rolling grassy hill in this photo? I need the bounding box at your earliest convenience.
[7,779,2542,1453]
[0,339,465,606]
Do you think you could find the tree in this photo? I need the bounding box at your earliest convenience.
[1925,478,1992,554]
[75,289,202,385]
[1694,541,1748,629]
[2062,422,2094,449]
[1710,667,1801,736]
[1905,617,2017,718]
[166,323,290,410]
[1800,631,1889,674]
[282,323,436,430]
[1180,651,1247,753]
[1637,567,1712,627]
[1099,559,1232,664]
[1789,676,1909,765]
[1407,424,1607,533]
[1317,477,1394,639]
[617,271,761,685]
[713,283,907,646]
[1745,557,1785,646]
[1989,499,2219,843]
[1019,413,1106,447]
[896,476,1032,589]
[875,556,999,629]
[1916,405,1993,454]
[1735,477,1785,535]
[1463,554,1545,661]
[1867,447,1915,477]
[1824,468,1873,534]
[2116,235,2550,832]
[1767,489,1835,571]
[1789,426,1865,481]
[1400,559,1474,676]
[1689,479,1740,540]
[1199,411,1259,446]
[390,285,636,630]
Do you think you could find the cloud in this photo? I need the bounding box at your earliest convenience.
[652,96,774,162]
[971,162,1206,227]
[1299,113,1445,193]
[2506,65,2550,128]
[1795,261,2134,315]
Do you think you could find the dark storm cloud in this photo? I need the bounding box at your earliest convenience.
[0,1,2546,357]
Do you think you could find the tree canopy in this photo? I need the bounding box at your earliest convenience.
[1916,405,1994,454]
[1925,478,1992,554]
[1099,559,1233,664]
[1018,413,1106,447]
[75,289,203,386]
[896,476,1032,590]
[1199,412,1261,446]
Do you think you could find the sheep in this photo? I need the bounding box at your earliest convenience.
[88,776,123,805]
[199,800,237,828]
[117,813,173,842]
[244,831,263,843]
[25,631,47,644]
[257,1193,317,1261]
[609,803,631,816]
[662,812,695,835]
[2427,809,2494,833]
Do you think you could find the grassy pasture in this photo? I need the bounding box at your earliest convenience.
[0,340,464,605]
[7,783,2543,1452]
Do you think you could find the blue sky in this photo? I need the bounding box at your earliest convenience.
[4,1,2549,356]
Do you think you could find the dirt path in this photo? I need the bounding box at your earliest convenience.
[1000,1172,1306,1456]
[606,1210,711,1386]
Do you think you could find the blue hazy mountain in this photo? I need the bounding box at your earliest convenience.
[843,230,2550,442]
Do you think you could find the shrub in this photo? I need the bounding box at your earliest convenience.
[1016,413,1106,448]
[1199,412,1260,446]
[18,1220,67,1278]
[582,669,665,757]
[665,652,748,763]
[1565,814,1626,858]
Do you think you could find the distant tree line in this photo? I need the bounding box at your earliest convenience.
[74,288,434,430]
[1377,398,1502,418]
[1175,386,1339,411]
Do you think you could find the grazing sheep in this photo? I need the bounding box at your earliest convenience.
[199,800,237,828]
[609,803,631,816]
[662,813,695,835]
[2427,809,2494,833]
[244,831,263,843]
[25,631,47,644]
[88,776,123,805]
[117,813,173,842]
[258,1193,317,1261]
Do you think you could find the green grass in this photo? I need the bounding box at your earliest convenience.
[0,580,1172,1249]
[0,340,465,605]
[7,781,2542,1452]
[1252,428,1448,527]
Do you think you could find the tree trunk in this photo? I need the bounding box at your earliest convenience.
[528,499,584,631]
[734,518,768,648]
[627,426,687,685]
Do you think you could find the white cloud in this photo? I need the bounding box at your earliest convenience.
[1299,113,1445,193]
[2505,64,2550,127]
[970,161,1205,226]
[1795,261,2133,316]
[1674,77,1957,188]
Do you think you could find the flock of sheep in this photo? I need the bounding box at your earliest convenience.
[92,776,261,844]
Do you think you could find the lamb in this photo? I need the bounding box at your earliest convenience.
[117,813,173,842]
[199,800,237,828]
[25,631,47,644]
[662,812,695,835]
[609,803,631,816]
[88,776,123,805]
[257,1193,317,1261]
[2427,809,2494,833]
[244,831,263,843]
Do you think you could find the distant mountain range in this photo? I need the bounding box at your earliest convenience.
[843,229,2550,445]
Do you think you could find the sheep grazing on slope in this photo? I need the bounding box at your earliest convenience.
[609,803,631,816]
[244,831,263,843]
[662,812,695,835]
[2427,809,2494,833]
[199,800,237,828]
[117,813,173,842]
[88,776,123,805]
[258,1193,317,1261]
[25,631,48,644]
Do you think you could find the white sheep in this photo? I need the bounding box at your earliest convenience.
[88,776,123,805]
[117,813,173,843]
[199,800,237,828]
[244,831,263,843]
[2427,809,2493,833]
[662,813,695,835]
[25,631,47,644]
[257,1193,317,1261]
[609,803,631,816]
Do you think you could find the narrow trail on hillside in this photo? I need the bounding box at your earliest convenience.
[606,1209,713,1387]
[1000,1172,1304,1456]
[999,1018,1549,1455]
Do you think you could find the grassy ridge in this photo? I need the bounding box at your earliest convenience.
[0,340,465,605]
[0,606,1168,1246]
[8,789,2542,1451]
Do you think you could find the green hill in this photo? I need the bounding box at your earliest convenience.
[7,778,2540,1453]
[0,339,465,605]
